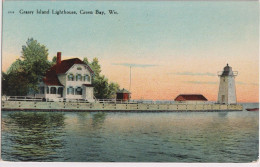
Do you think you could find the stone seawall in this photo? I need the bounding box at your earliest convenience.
[2,101,243,111]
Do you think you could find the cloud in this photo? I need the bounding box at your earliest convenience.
[236,82,259,85]
[236,81,246,85]
[112,63,158,68]
[184,81,217,85]
[184,81,259,86]
[172,72,216,76]
[250,83,258,86]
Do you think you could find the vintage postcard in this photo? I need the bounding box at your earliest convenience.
[1,0,259,164]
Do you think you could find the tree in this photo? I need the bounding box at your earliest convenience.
[89,58,101,76]
[51,56,57,65]
[2,38,51,96]
[93,75,110,99]
[6,59,23,74]
[83,57,89,65]
[107,82,120,99]
[2,72,9,95]
[2,38,120,98]
[7,71,30,96]
[83,57,120,99]
[21,38,51,91]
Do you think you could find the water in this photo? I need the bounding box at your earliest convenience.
[1,103,259,162]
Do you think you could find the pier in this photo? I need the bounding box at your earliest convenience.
[2,97,243,112]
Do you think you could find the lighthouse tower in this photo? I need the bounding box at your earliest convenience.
[217,64,238,104]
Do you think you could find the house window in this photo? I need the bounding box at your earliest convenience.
[50,87,56,94]
[46,87,49,94]
[77,67,82,70]
[76,74,82,81]
[68,74,74,81]
[67,87,74,95]
[75,87,82,95]
[84,74,90,82]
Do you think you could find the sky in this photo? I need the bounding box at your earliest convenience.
[2,1,259,102]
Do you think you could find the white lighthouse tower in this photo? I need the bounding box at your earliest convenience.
[217,64,238,104]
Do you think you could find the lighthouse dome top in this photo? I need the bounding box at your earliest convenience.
[224,64,232,71]
[221,64,233,76]
[218,63,238,77]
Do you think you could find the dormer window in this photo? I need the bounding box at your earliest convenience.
[77,67,82,70]
[76,74,82,81]
[68,74,74,81]
[84,74,90,82]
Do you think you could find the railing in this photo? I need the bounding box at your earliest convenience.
[3,96,43,101]
[2,96,217,105]
[3,96,95,103]
[95,99,116,103]
[130,100,216,105]
[217,71,238,77]
[48,98,91,103]
[130,100,175,104]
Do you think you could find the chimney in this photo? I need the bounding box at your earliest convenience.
[57,52,61,64]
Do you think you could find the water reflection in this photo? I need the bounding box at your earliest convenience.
[91,112,106,128]
[218,112,228,118]
[3,112,65,161]
[2,110,258,162]
[77,112,89,121]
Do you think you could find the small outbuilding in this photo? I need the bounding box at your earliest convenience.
[116,88,131,102]
[175,94,208,101]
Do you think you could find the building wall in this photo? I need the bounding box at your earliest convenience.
[36,63,94,100]
[57,74,67,98]
[65,64,92,86]
[116,93,130,101]
[123,93,130,101]
[85,87,94,101]
[64,64,93,100]
[228,76,237,104]
[218,76,237,104]
[175,101,212,104]
[82,86,94,101]
[218,76,228,103]
[175,95,207,101]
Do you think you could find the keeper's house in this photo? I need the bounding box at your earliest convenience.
[35,52,95,102]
